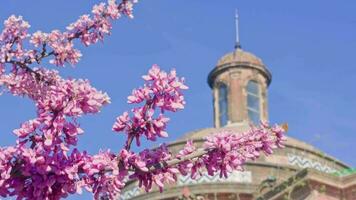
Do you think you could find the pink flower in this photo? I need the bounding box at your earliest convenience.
[30,31,48,47]
[176,140,196,159]
[47,30,82,66]
[0,15,30,42]
[13,119,40,138]
[107,0,121,19]
[202,123,286,178]
[113,111,130,132]
[0,0,288,199]
[113,65,187,145]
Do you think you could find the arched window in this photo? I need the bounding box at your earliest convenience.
[247,80,260,124]
[218,83,228,126]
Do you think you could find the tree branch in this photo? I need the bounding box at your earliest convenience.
[148,148,209,171]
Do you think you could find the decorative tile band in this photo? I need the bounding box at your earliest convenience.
[287,154,336,173]
[120,171,252,200]
[120,187,141,200]
[177,171,252,186]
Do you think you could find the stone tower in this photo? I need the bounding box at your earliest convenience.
[207,46,272,128]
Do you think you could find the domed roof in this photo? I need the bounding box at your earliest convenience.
[216,48,264,67]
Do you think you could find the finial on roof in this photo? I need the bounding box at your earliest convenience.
[234,9,241,49]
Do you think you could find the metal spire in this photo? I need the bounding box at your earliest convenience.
[234,9,241,49]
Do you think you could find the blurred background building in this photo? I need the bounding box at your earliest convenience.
[121,12,356,200]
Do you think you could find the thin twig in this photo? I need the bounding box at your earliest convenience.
[148,148,209,171]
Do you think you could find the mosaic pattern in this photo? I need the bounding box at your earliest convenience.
[120,171,252,200]
[287,154,337,173]
[120,187,141,200]
[177,171,252,185]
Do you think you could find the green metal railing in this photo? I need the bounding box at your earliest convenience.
[332,168,356,177]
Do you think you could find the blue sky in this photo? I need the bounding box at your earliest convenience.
[0,0,355,199]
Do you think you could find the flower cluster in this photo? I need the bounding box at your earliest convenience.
[9,68,110,149]
[201,123,286,178]
[48,30,82,66]
[0,15,30,43]
[0,65,110,199]
[0,0,138,68]
[119,145,179,193]
[81,150,127,200]
[0,15,30,63]
[113,65,188,146]
[0,1,140,199]
[113,123,286,194]
[173,125,286,180]
[0,146,17,194]
[0,62,287,200]
[0,0,288,199]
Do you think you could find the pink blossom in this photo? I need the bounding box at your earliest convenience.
[201,124,287,178]
[47,30,82,66]
[30,31,48,47]
[0,0,287,199]
[13,119,40,138]
[112,111,130,132]
[108,0,121,19]
[128,144,179,192]
[113,65,187,145]
[92,3,107,17]
[0,15,30,63]
[176,140,196,159]
[82,150,127,199]
[0,15,30,42]
[120,0,138,18]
